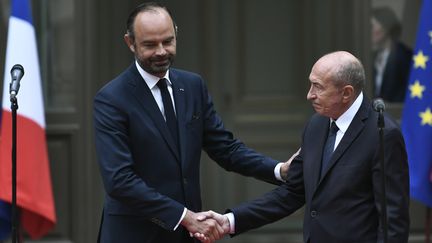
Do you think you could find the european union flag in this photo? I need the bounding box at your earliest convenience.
[401,0,432,207]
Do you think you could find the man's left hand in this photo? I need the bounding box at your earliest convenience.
[280,148,301,180]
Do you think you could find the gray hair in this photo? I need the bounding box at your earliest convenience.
[332,55,365,94]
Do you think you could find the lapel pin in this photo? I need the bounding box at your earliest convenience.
[179,88,185,92]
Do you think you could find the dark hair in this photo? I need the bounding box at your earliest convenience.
[372,7,401,40]
[126,2,177,40]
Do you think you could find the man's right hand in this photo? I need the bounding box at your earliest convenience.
[180,210,225,242]
[194,210,230,242]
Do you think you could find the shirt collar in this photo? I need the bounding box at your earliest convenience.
[135,61,171,89]
[333,92,363,134]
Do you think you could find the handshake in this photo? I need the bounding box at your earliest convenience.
[181,210,231,243]
[179,149,301,242]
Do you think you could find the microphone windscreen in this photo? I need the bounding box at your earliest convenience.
[373,98,386,112]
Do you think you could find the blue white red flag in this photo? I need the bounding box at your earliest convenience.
[0,0,56,239]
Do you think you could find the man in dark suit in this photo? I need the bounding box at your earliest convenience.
[197,51,410,243]
[93,2,291,243]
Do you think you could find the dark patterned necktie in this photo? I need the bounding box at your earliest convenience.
[157,79,179,146]
[320,121,339,177]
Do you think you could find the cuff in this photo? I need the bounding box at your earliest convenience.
[274,162,285,181]
[225,212,235,234]
[174,207,187,230]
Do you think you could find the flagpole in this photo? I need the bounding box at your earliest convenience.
[10,96,19,243]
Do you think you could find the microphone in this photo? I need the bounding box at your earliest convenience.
[373,98,385,128]
[373,98,385,112]
[10,64,24,100]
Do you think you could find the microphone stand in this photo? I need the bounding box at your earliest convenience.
[377,109,387,243]
[10,96,20,243]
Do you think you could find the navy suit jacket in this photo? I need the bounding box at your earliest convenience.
[93,63,279,243]
[231,98,410,243]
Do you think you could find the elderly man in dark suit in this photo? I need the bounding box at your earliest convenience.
[198,51,410,243]
[93,2,292,243]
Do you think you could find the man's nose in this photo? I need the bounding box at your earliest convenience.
[155,44,167,56]
[307,89,314,100]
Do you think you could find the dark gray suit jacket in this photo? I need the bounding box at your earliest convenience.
[232,98,409,243]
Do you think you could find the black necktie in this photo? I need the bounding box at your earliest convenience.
[320,121,339,177]
[157,79,179,146]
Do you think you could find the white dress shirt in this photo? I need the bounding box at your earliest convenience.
[135,62,187,230]
[332,92,363,151]
[135,61,286,230]
[135,61,176,120]
[226,92,364,233]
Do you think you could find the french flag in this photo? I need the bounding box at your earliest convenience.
[0,0,56,239]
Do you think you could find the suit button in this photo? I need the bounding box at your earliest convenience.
[183,178,188,185]
[310,210,317,218]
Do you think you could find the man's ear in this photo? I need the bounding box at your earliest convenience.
[124,34,135,53]
[342,85,355,103]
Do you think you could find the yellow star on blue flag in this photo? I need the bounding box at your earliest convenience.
[409,80,426,99]
[401,0,432,207]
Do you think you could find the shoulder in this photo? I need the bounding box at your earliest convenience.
[99,64,139,91]
[304,113,328,132]
[309,113,327,124]
[383,113,403,135]
[366,108,403,141]
[170,67,201,78]
[95,64,138,101]
[170,68,208,94]
[170,68,204,83]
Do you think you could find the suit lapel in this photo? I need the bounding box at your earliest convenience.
[170,71,187,168]
[309,117,330,191]
[128,64,181,162]
[318,99,370,183]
